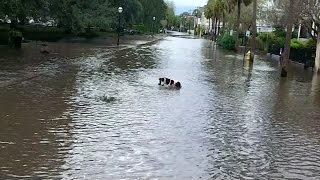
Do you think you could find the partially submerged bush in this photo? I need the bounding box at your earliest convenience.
[218,33,235,50]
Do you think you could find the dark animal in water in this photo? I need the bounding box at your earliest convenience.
[158,77,181,89]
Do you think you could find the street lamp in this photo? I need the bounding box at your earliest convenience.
[187,16,191,34]
[184,15,187,32]
[117,6,123,46]
[194,10,198,29]
[152,16,156,36]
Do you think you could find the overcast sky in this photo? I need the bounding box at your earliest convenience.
[172,0,207,14]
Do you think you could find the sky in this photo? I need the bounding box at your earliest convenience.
[172,0,207,15]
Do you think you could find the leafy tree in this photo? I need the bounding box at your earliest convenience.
[49,0,114,34]
[192,9,202,18]
[1,0,169,36]
[165,0,176,28]
[250,0,257,60]
[281,0,297,77]
[0,0,49,24]
[232,0,253,51]
[299,0,320,72]
[205,0,229,40]
[204,4,213,30]
[110,0,143,28]
[139,0,167,31]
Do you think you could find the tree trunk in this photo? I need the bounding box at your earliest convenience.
[208,18,211,33]
[215,18,218,41]
[234,0,241,51]
[314,30,320,73]
[281,0,296,77]
[212,16,215,34]
[212,16,215,41]
[250,0,257,61]
[222,13,225,31]
[216,19,220,41]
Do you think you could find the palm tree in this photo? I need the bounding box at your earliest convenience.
[212,0,223,40]
[205,0,215,39]
[204,5,213,32]
[192,8,202,27]
[281,0,296,77]
[232,0,253,51]
[221,0,230,30]
[250,0,257,61]
[206,0,228,41]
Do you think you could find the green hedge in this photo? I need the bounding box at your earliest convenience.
[0,24,66,44]
[132,24,148,32]
[0,24,10,44]
[0,31,8,44]
[305,38,316,48]
[21,25,65,41]
[218,33,236,50]
[290,38,305,49]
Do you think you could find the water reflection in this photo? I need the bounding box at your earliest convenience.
[0,62,76,178]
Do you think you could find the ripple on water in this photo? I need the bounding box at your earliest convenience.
[1,36,320,179]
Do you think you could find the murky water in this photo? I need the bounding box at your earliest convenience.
[1,35,320,179]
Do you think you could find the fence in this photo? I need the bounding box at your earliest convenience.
[268,44,316,68]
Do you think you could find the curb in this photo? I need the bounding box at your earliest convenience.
[136,36,165,48]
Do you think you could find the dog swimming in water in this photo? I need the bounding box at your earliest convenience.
[158,77,181,89]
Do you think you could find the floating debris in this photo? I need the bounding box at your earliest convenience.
[101,96,117,103]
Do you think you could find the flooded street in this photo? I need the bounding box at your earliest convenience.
[1,35,320,179]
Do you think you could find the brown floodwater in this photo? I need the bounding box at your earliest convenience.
[1,35,320,179]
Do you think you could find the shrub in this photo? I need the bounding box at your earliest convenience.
[269,33,285,46]
[132,24,148,32]
[290,38,305,49]
[305,38,316,49]
[0,24,10,44]
[273,26,286,38]
[218,33,235,50]
[256,33,269,51]
[257,33,267,43]
[0,31,8,44]
[0,24,67,44]
[21,25,65,41]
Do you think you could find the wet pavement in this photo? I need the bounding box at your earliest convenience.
[1,34,320,179]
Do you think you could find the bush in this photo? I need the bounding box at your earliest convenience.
[290,47,307,63]
[0,31,8,44]
[218,33,235,50]
[305,38,316,49]
[256,33,269,51]
[265,26,316,65]
[269,33,285,46]
[132,24,148,32]
[267,32,285,54]
[273,26,286,38]
[257,33,267,42]
[290,38,305,49]
[0,24,10,44]
[289,39,316,65]
[0,24,66,43]
[21,25,65,41]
